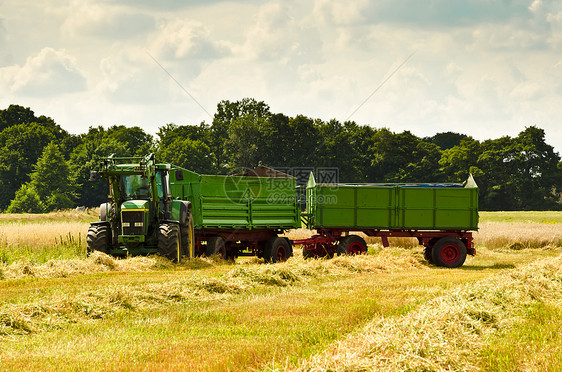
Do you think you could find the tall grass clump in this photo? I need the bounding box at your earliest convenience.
[0,221,89,264]
[297,254,562,371]
[0,209,98,224]
[476,222,562,250]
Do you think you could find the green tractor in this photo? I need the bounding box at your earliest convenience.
[87,154,194,262]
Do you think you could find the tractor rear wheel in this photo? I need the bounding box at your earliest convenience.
[158,223,181,263]
[264,236,292,263]
[337,235,367,255]
[87,224,110,256]
[206,236,226,259]
[431,237,467,268]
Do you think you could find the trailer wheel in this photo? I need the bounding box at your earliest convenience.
[158,223,181,263]
[206,236,226,259]
[87,224,110,256]
[337,235,367,255]
[181,214,195,258]
[264,237,292,263]
[431,237,467,268]
[424,247,434,264]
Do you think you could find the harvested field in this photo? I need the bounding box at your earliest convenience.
[297,255,562,371]
[0,211,561,371]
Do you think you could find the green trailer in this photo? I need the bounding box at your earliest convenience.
[294,173,479,267]
[168,166,300,261]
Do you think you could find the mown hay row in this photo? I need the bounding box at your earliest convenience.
[0,250,427,337]
[0,247,425,281]
[0,251,175,280]
[297,254,562,371]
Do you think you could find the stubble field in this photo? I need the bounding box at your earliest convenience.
[0,211,561,371]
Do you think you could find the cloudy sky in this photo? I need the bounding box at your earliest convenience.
[1,0,561,153]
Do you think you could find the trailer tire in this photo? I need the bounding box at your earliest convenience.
[424,247,434,264]
[431,237,467,268]
[158,223,181,263]
[206,236,226,259]
[180,214,195,258]
[87,224,110,256]
[337,235,367,255]
[264,237,292,263]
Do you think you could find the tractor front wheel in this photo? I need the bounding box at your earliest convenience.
[158,223,181,263]
[86,224,110,256]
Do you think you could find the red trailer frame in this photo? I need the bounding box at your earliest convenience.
[293,228,475,268]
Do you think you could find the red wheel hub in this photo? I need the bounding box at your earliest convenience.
[440,244,460,264]
[276,245,286,261]
[348,242,364,255]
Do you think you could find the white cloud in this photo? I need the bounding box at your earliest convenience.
[61,2,155,40]
[0,47,86,96]
[313,0,369,26]
[1,0,562,154]
[238,2,303,62]
[529,0,543,14]
[149,20,230,60]
[97,48,171,104]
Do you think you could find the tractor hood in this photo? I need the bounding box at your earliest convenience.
[122,200,150,210]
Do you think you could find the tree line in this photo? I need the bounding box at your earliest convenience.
[0,99,560,212]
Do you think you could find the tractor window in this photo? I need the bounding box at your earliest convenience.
[155,170,168,199]
[156,172,163,199]
[122,175,150,200]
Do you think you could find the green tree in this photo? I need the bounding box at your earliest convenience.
[367,129,443,182]
[424,132,469,150]
[106,125,154,156]
[478,127,561,210]
[256,114,322,169]
[30,142,73,201]
[439,137,482,182]
[211,98,271,173]
[70,134,129,207]
[395,140,443,182]
[155,122,213,173]
[225,115,269,169]
[7,142,74,213]
[0,104,57,132]
[158,137,213,173]
[316,119,375,182]
[0,121,68,208]
[157,123,211,149]
[6,184,43,213]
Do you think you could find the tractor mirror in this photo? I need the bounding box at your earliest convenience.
[90,171,99,182]
[175,170,184,181]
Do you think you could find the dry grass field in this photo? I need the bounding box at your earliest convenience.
[0,210,561,371]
